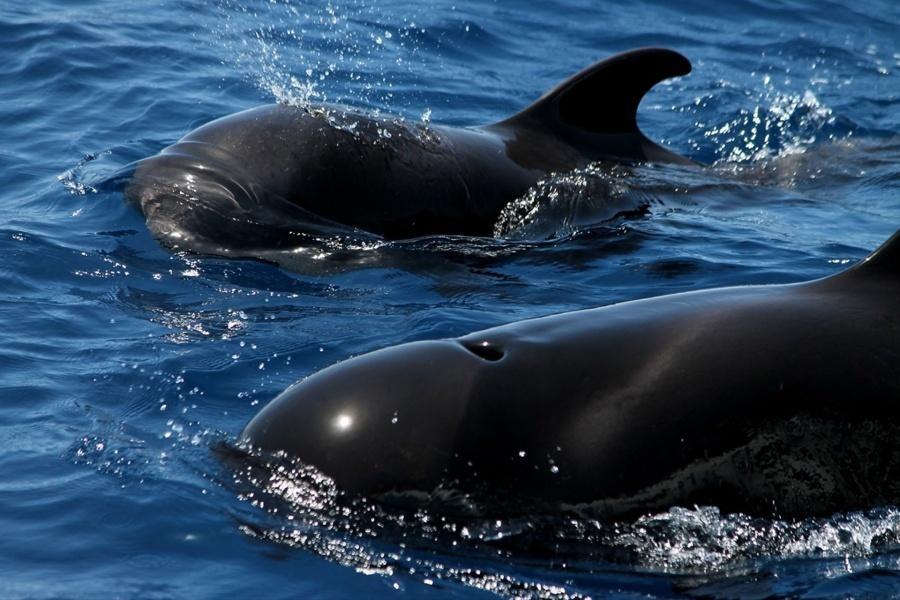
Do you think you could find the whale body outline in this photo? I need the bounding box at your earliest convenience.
[127,48,695,244]
[240,230,900,519]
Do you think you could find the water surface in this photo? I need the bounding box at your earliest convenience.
[1,0,899,597]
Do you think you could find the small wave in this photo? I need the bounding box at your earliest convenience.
[717,135,900,195]
[688,84,855,164]
[493,164,650,240]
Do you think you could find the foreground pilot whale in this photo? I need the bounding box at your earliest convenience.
[127,48,694,243]
[241,231,900,518]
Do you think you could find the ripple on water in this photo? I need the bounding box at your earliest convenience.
[3,0,900,597]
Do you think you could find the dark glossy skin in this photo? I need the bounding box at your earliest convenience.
[127,48,695,241]
[241,232,900,518]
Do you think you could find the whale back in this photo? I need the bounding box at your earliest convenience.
[500,48,691,152]
[850,229,900,278]
[817,229,900,288]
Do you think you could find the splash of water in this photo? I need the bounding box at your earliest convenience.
[212,0,434,115]
[227,448,900,598]
[684,69,857,166]
[58,151,110,197]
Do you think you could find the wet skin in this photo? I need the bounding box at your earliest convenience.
[242,231,900,518]
[127,48,694,241]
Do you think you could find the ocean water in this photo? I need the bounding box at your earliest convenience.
[1,0,899,597]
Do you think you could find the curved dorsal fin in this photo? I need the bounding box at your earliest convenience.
[504,48,691,135]
[846,229,900,278]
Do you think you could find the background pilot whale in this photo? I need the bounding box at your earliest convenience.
[126,47,695,247]
[241,230,900,519]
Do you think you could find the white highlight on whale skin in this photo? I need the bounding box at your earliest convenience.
[334,413,354,432]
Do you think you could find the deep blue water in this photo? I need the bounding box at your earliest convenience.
[2,0,899,597]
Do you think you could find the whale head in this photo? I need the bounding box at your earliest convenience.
[238,312,665,509]
[240,339,500,497]
[125,126,361,251]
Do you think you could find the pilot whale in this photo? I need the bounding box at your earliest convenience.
[127,48,694,244]
[241,231,900,518]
